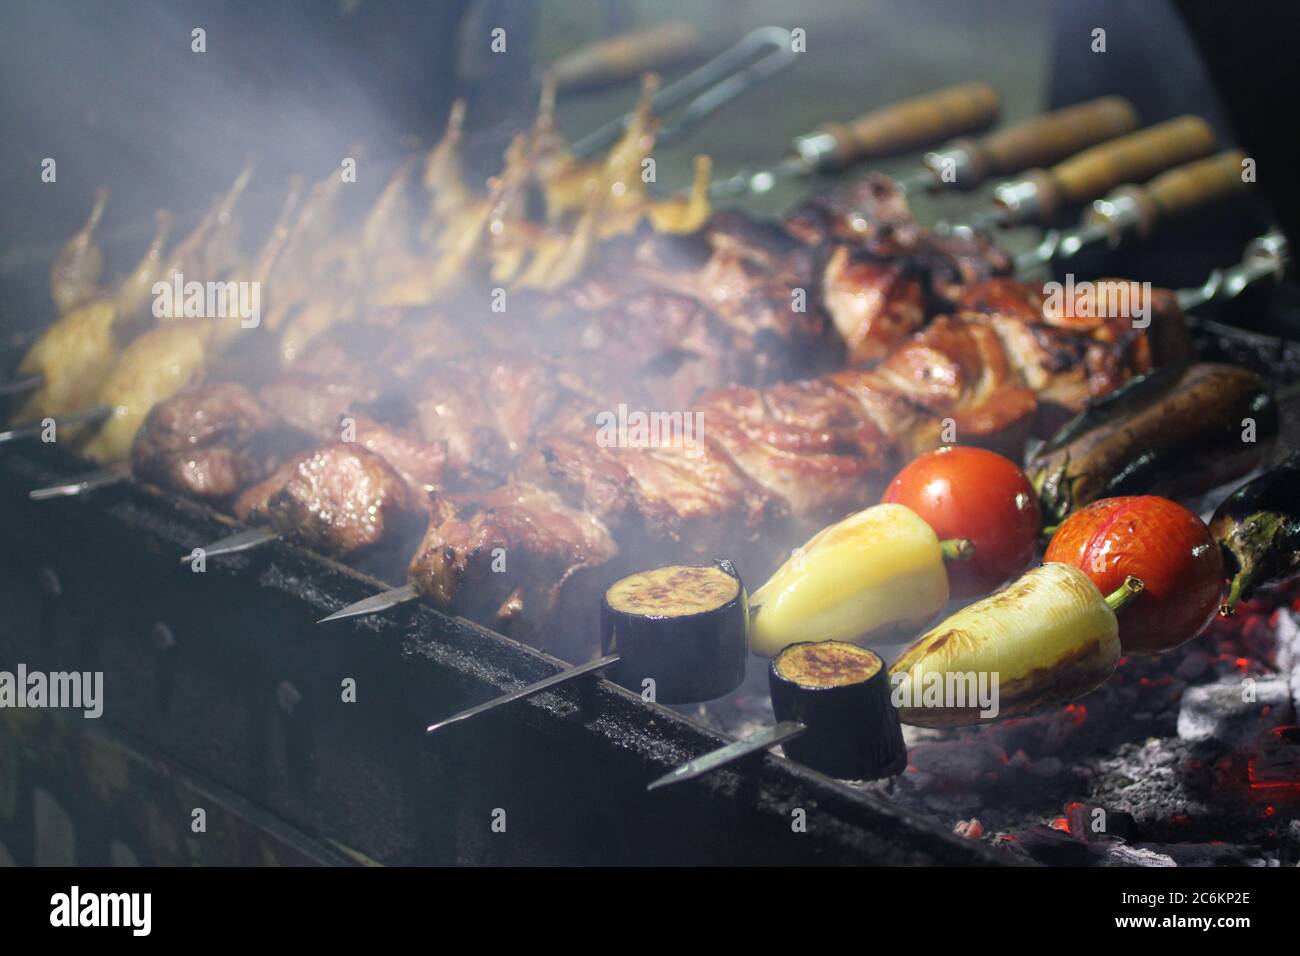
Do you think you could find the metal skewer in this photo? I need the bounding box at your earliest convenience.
[29,466,128,500]
[0,404,113,444]
[1014,150,1249,275]
[0,373,43,399]
[318,582,419,624]
[425,653,621,734]
[1177,228,1289,313]
[571,26,796,159]
[646,720,808,791]
[179,525,280,563]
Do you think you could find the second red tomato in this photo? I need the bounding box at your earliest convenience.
[883,446,1040,598]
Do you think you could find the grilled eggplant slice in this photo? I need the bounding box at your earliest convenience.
[600,560,747,704]
[1211,451,1300,614]
[769,641,906,780]
[1027,364,1277,526]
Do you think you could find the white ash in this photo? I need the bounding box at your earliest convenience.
[1176,675,1291,745]
[1274,608,1300,718]
[1104,844,1176,867]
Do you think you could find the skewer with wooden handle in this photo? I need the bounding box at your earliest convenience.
[711,81,1000,197]
[548,22,699,91]
[973,115,1216,228]
[1016,149,1250,273]
[896,96,1138,193]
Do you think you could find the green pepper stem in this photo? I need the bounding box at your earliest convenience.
[939,538,975,562]
[1104,575,1145,613]
[1219,567,1254,617]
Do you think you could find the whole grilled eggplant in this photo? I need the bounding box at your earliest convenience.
[1027,364,1277,526]
[1210,451,1300,614]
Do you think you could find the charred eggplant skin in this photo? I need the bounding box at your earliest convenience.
[1210,451,1300,613]
[600,560,747,705]
[768,642,906,781]
[1028,364,1277,525]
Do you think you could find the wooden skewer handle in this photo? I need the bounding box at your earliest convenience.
[1091,150,1249,239]
[1039,115,1215,217]
[966,96,1138,177]
[819,81,999,167]
[1143,148,1249,221]
[549,22,699,90]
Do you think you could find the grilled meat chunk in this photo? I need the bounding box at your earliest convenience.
[788,175,1012,365]
[958,277,1191,433]
[408,482,617,645]
[131,383,298,501]
[235,442,426,557]
[409,353,576,486]
[349,414,447,492]
[693,379,893,522]
[820,246,927,365]
[258,373,380,440]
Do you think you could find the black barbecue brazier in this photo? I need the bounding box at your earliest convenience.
[0,436,1007,866]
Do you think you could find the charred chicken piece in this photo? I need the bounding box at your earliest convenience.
[787,175,1013,366]
[958,277,1191,433]
[819,247,928,365]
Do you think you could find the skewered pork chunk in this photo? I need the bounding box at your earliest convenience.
[407,482,617,645]
[257,373,381,440]
[349,414,448,492]
[235,442,427,559]
[131,383,301,501]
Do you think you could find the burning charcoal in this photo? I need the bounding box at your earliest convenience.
[1062,801,1136,842]
[907,738,1006,790]
[1176,675,1290,746]
[996,825,1110,866]
[1173,649,1212,681]
[1136,843,1266,866]
[1247,725,1300,795]
[1030,756,1064,779]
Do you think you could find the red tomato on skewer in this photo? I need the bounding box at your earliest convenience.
[883,446,1040,598]
[1044,495,1223,654]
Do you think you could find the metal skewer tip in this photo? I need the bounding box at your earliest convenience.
[0,373,44,399]
[425,653,620,735]
[0,404,114,444]
[29,467,129,500]
[645,720,808,791]
[180,525,280,563]
[318,582,420,624]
